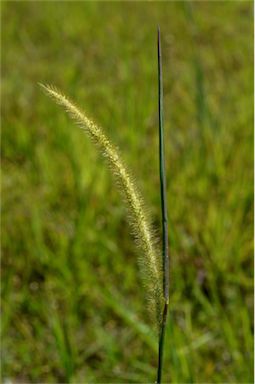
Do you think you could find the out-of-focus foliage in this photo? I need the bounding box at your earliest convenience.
[2,1,253,383]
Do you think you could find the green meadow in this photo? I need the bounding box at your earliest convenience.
[2,1,253,383]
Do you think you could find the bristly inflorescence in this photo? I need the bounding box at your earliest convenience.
[40,84,164,329]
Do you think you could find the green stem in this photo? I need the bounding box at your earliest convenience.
[156,26,169,384]
[157,302,168,383]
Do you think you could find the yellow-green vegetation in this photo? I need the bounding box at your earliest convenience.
[2,1,253,383]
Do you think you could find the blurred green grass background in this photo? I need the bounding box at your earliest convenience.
[2,1,253,383]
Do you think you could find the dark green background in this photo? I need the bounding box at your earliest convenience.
[2,1,253,383]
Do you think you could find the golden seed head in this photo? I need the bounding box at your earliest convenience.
[41,84,164,329]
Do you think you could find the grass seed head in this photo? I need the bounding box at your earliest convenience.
[41,84,164,330]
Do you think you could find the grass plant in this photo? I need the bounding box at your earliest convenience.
[41,27,169,383]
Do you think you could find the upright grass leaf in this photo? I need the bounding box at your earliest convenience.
[156,27,169,384]
[40,84,164,329]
